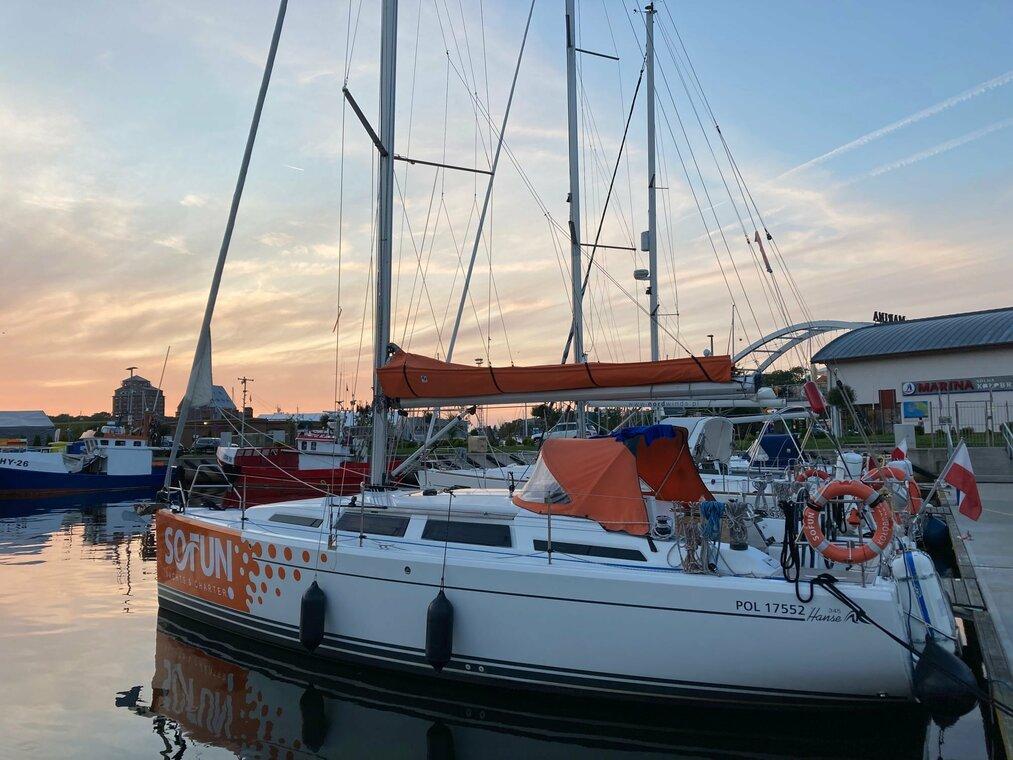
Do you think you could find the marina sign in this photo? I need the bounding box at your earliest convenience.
[902,375,1013,396]
[873,311,907,323]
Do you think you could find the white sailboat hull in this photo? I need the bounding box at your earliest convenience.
[157,505,918,705]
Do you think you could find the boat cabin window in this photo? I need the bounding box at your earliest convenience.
[335,512,409,537]
[300,441,307,451]
[532,540,646,562]
[133,440,142,446]
[269,513,323,528]
[422,519,512,548]
[311,442,317,451]
[114,440,126,446]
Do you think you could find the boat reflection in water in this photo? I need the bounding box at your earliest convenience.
[142,612,929,759]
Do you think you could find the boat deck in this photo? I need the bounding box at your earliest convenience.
[939,482,1013,754]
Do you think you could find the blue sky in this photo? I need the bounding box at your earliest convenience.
[1,0,1010,413]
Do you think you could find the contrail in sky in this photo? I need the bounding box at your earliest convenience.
[861,117,1013,180]
[778,69,1013,179]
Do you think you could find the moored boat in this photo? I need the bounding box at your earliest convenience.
[0,434,164,501]
[158,429,965,707]
[156,0,978,720]
[215,432,403,506]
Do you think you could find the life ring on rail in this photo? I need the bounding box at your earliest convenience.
[802,480,894,564]
[864,465,923,516]
[795,467,831,483]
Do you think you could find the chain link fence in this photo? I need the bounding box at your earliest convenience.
[902,398,1013,447]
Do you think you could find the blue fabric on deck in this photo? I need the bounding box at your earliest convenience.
[757,433,801,468]
[608,424,679,446]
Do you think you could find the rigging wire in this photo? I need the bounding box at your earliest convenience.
[391,2,425,329]
[560,58,652,363]
[393,173,450,359]
[654,21,798,352]
[659,7,830,366]
[652,70,767,344]
[350,151,376,405]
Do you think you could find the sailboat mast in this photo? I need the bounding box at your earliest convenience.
[370,0,398,486]
[162,0,288,491]
[565,0,587,433]
[645,3,660,362]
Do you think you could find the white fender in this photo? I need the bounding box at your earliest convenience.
[891,550,957,653]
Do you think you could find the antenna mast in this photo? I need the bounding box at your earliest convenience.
[238,376,253,444]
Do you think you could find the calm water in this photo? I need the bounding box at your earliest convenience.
[0,502,991,759]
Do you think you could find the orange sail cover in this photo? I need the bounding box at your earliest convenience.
[378,350,733,400]
[513,438,650,535]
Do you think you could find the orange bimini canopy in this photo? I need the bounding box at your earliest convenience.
[378,350,733,401]
[512,438,649,536]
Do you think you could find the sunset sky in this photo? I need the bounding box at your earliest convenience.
[2,1,1011,416]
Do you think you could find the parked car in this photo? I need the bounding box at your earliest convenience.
[190,436,222,454]
[532,422,601,444]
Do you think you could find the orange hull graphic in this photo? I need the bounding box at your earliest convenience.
[156,511,261,613]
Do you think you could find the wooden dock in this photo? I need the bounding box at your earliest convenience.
[935,491,1013,756]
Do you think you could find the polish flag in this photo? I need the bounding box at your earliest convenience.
[943,442,982,520]
[891,438,908,461]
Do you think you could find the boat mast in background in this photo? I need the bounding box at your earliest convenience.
[565,0,587,434]
[645,3,660,362]
[162,0,288,491]
[369,0,398,486]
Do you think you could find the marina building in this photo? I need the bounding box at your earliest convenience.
[112,374,165,423]
[811,307,1013,437]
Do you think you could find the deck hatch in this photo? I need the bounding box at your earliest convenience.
[336,512,410,537]
[422,519,512,547]
[268,513,324,528]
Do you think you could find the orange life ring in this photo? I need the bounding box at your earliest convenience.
[795,467,831,483]
[864,466,922,515]
[802,480,894,564]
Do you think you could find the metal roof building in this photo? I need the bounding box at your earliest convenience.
[0,411,56,443]
[813,307,1013,364]
[811,307,1013,434]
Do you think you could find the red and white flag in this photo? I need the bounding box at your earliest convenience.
[943,442,982,520]
[891,437,908,461]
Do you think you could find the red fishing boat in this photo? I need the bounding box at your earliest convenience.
[215,431,400,506]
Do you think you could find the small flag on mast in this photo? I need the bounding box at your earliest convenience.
[943,441,982,520]
[892,437,908,461]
